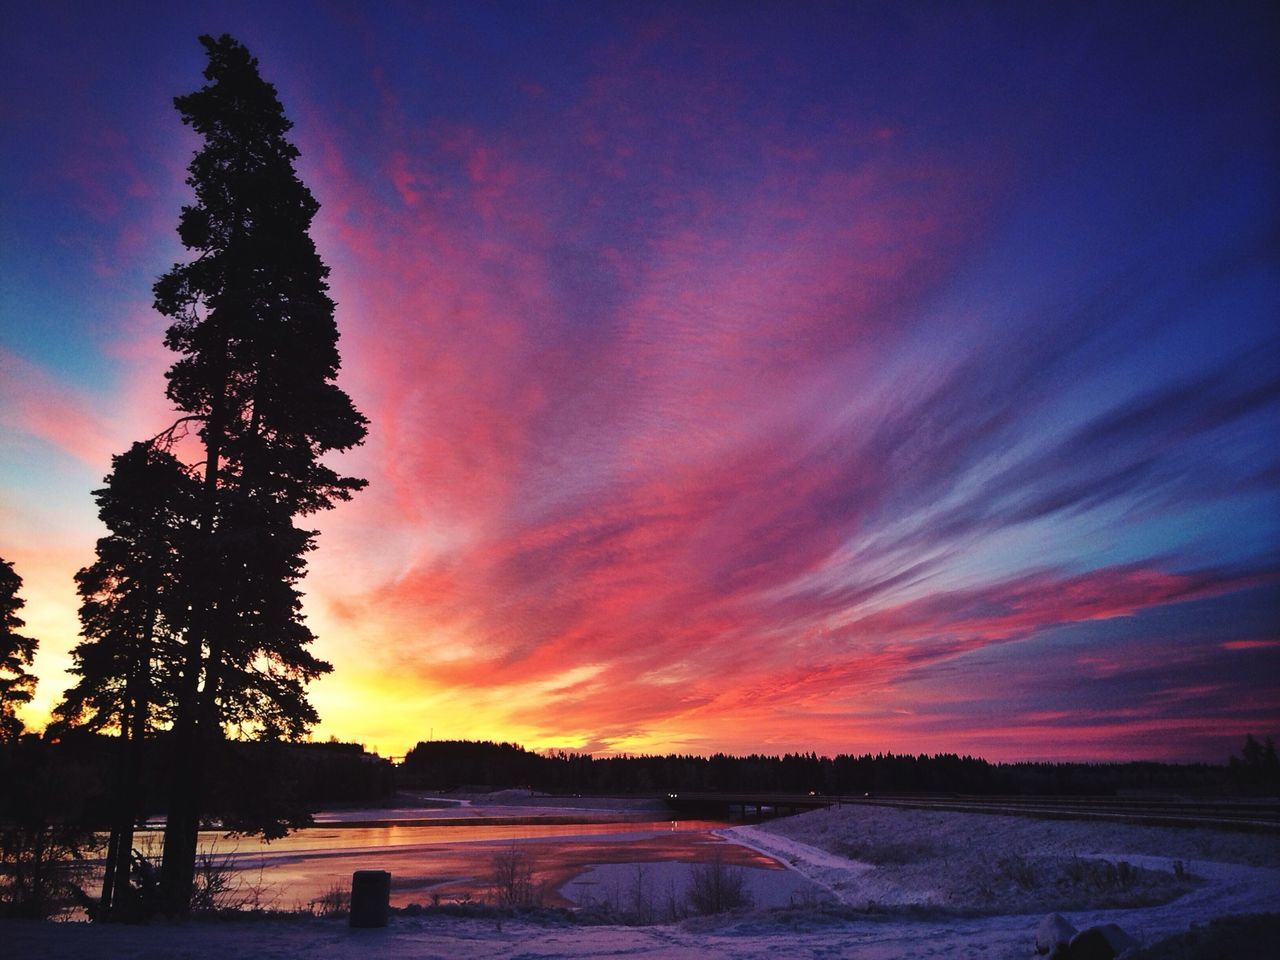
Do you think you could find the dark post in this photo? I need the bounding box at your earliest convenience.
[349,870,391,928]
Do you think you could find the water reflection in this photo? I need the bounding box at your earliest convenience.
[133,815,771,909]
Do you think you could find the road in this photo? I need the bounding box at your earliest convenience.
[666,791,1280,832]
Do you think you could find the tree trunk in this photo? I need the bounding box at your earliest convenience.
[97,825,121,919]
[158,602,213,915]
[159,341,227,917]
[158,732,201,915]
[110,650,151,916]
[159,632,211,917]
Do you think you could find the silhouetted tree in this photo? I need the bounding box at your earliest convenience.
[0,557,38,743]
[53,442,200,918]
[151,34,367,914]
[1228,733,1280,787]
[57,444,198,733]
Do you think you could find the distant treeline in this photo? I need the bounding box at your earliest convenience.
[5,732,1275,842]
[0,733,394,836]
[399,737,1280,797]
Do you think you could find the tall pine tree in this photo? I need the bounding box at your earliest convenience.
[151,34,367,914]
[0,557,38,743]
[54,442,200,918]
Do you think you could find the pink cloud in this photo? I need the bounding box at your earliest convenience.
[1221,639,1279,651]
[0,350,115,467]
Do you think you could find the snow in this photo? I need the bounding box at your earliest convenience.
[560,859,819,912]
[721,803,1280,949]
[7,801,1278,958]
[719,824,900,908]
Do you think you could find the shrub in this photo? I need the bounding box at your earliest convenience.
[0,823,100,919]
[309,880,350,917]
[489,844,541,907]
[0,742,103,919]
[687,850,751,914]
[628,864,656,923]
[188,845,275,914]
[836,836,937,865]
[995,851,1038,891]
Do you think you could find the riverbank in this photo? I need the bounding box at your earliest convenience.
[7,802,1277,957]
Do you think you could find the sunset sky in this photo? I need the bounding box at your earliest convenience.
[1,2,1276,762]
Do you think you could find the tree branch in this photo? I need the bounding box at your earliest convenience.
[149,415,208,449]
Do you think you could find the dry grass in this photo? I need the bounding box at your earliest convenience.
[307,880,350,917]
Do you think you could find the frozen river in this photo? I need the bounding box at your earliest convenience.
[141,795,799,910]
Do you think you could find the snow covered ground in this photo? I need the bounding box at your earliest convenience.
[721,803,1280,948]
[7,801,1278,958]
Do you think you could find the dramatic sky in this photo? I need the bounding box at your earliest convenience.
[2,2,1277,762]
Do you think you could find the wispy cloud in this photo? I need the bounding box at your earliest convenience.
[3,2,1276,759]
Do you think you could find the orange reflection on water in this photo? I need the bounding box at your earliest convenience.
[160,818,770,908]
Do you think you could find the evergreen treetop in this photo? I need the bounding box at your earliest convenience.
[0,556,39,742]
[154,33,367,516]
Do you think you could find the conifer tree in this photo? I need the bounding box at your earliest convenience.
[54,442,199,918]
[0,557,38,743]
[151,34,367,914]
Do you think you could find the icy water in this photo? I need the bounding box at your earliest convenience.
[134,807,785,909]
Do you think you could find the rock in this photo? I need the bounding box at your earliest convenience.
[1067,923,1141,960]
[1036,913,1078,956]
[1066,928,1115,960]
[1095,923,1141,956]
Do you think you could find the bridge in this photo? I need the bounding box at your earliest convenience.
[663,791,837,819]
